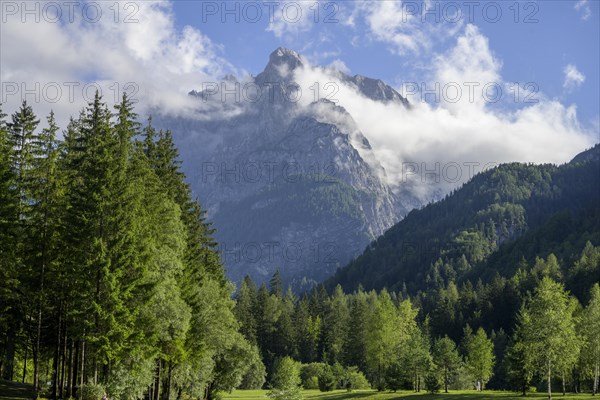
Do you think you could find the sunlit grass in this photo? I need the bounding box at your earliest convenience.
[219,389,598,400]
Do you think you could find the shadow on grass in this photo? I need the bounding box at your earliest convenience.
[0,380,34,400]
[308,393,379,399]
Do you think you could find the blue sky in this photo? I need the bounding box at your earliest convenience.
[171,0,599,129]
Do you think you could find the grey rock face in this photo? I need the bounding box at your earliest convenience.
[156,48,412,289]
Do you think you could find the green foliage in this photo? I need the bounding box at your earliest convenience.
[433,336,462,392]
[425,371,442,394]
[300,364,325,390]
[384,362,404,392]
[105,359,154,400]
[327,153,600,298]
[79,384,105,400]
[463,327,495,390]
[322,286,349,365]
[345,367,370,391]
[239,345,267,390]
[0,98,255,400]
[317,365,336,392]
[578,283,600,394]
[1,97,598,399]
[514,277,580,398]
[268,357,302,400]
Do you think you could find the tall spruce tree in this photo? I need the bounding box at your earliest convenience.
[433,336,462,393]
[0,104,20,381]
[322,285,349,365]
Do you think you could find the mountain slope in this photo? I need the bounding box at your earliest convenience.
[326,145,600,294]
[155,48,410,288]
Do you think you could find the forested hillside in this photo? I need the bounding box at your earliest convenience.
[0,97,260,400]
[327,147,600,294]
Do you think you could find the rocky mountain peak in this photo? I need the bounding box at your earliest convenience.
[255,47,304,85]
[346,74,410,107]
[269,47,303,68]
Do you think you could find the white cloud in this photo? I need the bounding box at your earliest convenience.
[563,64,586,90]
[327,59,350,74]
[352,0,463,56]
[433,24,502,112]
[291,25,596,201]
[575,0,592,21]
[0,0,232,127]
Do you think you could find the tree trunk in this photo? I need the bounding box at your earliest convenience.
[71,340,78,398]
[22,344,28,383]
[93,360,98,385]
[562,371,566,396]
[548,358,552,400]
[153,359,161,400]
[3,328,15,381]
[60,327,68,399]
[166,361,172,400]
[377,361,381,391]
[80,339,86,399]
[52,305,62,400]
[33,255,47,400]
[593,358,599,395]
[444,366,448,393]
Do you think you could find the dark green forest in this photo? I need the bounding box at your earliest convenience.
[0,98,599,400]
[0,96,260,400]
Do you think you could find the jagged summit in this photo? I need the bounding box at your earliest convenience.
[255,47,304,84]
[191,48,409,108]
[347,74,410,107]
[269,47,303,66]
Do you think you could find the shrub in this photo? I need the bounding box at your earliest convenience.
[300,363,326,389]
[106,358,154,400]
[345,367,371,391]
[425,372,441,394]
[79,383,105,400]
[239,346,266,390]
[317,365,336,392]
[384,362,404,391]
[268,357,302,400]
[304,376,319,390]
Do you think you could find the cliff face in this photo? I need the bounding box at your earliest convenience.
[157,48,409,289]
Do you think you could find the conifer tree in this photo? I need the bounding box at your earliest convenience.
[344,288,368,372]
[235,276,258,344]
[433,336,462,393]
[0,104,20,381]
[322,285,349,365]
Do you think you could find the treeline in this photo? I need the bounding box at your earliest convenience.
[0,97,260,400]
[236,246,600,398]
